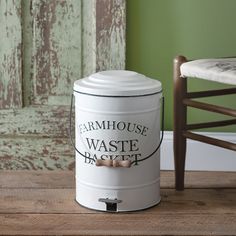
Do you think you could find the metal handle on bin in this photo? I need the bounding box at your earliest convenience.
[69,94,87,160]
[69,94,164,167]
[130,96,164,165]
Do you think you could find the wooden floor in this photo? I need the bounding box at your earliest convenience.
[0,171,236,235]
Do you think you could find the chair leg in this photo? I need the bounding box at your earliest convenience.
[173,56,187,191]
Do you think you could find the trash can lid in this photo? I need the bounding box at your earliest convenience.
[74,70,162,97]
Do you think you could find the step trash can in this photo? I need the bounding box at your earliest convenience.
[70,70,164,212]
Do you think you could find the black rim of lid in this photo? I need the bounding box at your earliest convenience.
[73,89,163,98]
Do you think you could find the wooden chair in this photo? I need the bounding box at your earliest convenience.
[173,55,236,190]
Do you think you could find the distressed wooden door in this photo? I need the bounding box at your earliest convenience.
[0,0,125,170]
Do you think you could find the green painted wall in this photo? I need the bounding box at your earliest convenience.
[126,0,236,132]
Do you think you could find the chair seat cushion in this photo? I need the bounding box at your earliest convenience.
[180,58,236,85]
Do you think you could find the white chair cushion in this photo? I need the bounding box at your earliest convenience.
[180,58,236,85]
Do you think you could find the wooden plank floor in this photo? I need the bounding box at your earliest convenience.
[0,171,236,235]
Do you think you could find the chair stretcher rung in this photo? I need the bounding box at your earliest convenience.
[183,99,236,117]
[187,88,236,98]
[186,119,236,130]
[183,131,236,151]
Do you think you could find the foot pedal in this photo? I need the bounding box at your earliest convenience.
[98,198,122,212]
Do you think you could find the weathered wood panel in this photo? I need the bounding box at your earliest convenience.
[81,0,96,76]
[27,0,81,105]
[82,0,126,75]
[96,0,126,71]
[0,0,126,170]
[22,0,34,107]
[0,137,74,170]
[0,0,22,109]
[0,106,73,137]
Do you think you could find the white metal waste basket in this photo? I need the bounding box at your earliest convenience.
[71,70,163,212]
